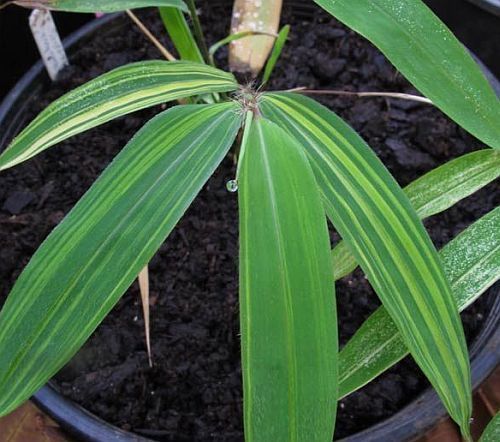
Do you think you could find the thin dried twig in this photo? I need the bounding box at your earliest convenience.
[125,9,176,61]
[288,87,433,105]
[138,266,153,367]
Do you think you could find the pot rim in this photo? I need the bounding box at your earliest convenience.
[0,8,498,442]
[466,0,500,17]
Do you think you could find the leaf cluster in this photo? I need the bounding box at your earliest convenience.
[1,1,499,440]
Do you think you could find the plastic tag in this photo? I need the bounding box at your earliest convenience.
[29,9,69,81]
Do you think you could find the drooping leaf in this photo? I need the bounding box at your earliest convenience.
[339,206,500,398]
[332,149,500,280]
[0,61,238,171]
[14,0,187,12]
[0,102,242,417]
[481,413,500,442]
[229,0,283,76]
[239,116,337,441]
[261,92,472,436]
[262,25,290,84]
[313,0,500,149]
[159,7,204,63]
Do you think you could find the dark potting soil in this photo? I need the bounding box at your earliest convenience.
[0,3,498,441]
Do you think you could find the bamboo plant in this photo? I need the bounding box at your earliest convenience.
[0,1,499,441]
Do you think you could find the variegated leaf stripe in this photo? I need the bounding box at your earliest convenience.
[314,0,500,149]
[260,92,472,434]
[239,117,337,441]
[339,206,500,398]
[332,149,500,280]
[0,61,238,171]
[0,102,242,417]
[14,0,187,12]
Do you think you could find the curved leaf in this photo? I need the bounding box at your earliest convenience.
[14,0,187,12]
[260,92,472,436]
[239,117,337,441]
[339,207,500,398]
[332,149,500,280]
[0,61,238,171]
[0,102,242,417]
[313,0,500,149]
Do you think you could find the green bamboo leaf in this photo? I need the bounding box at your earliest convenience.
[481,413,500,442]
[313,0,500,149]
[0,61,238,171]
[261,92,472,436]
[407,150,500,219]
[332,149,500,280]
[339,206,500,398]
[239,116,337,441]
[159,7,204,63]
[0,102,242,418]
[14,0,187,12]
[262,25,290,84]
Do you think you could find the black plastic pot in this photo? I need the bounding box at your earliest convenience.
[466,0,500,17]
[0,7,499,442]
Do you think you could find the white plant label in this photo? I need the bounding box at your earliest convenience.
[29,9,69,81]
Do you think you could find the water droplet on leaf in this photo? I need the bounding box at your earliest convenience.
[226,180,238,193]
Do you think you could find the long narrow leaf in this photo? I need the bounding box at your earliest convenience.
[0,102,242,417]
[0,61,238,171]
[332,149,500,280]
[262,25,290,84]
[339,206,500,398]
[261,92,472,436]
[239,117,337,441]
[15,0,187,12]
[159,7,204,63]
[313,0,500,149]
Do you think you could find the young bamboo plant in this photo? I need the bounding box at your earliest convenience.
[1,1,499,441]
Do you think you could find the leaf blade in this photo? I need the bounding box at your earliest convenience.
[313,0,500,149]
[332,149,500,280]
[261,92,472,435]
[339,206,500,398]
[262,25,290,84]
[0,61,238,170]
[239,117,337,440]
[0,102,242,417]
[15,0,188,12]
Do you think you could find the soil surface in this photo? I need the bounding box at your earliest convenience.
[0,3,498,441]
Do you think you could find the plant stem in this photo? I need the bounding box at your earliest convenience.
[185,0,212,65]
[126,9,176,61]
[289,87,433,104]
